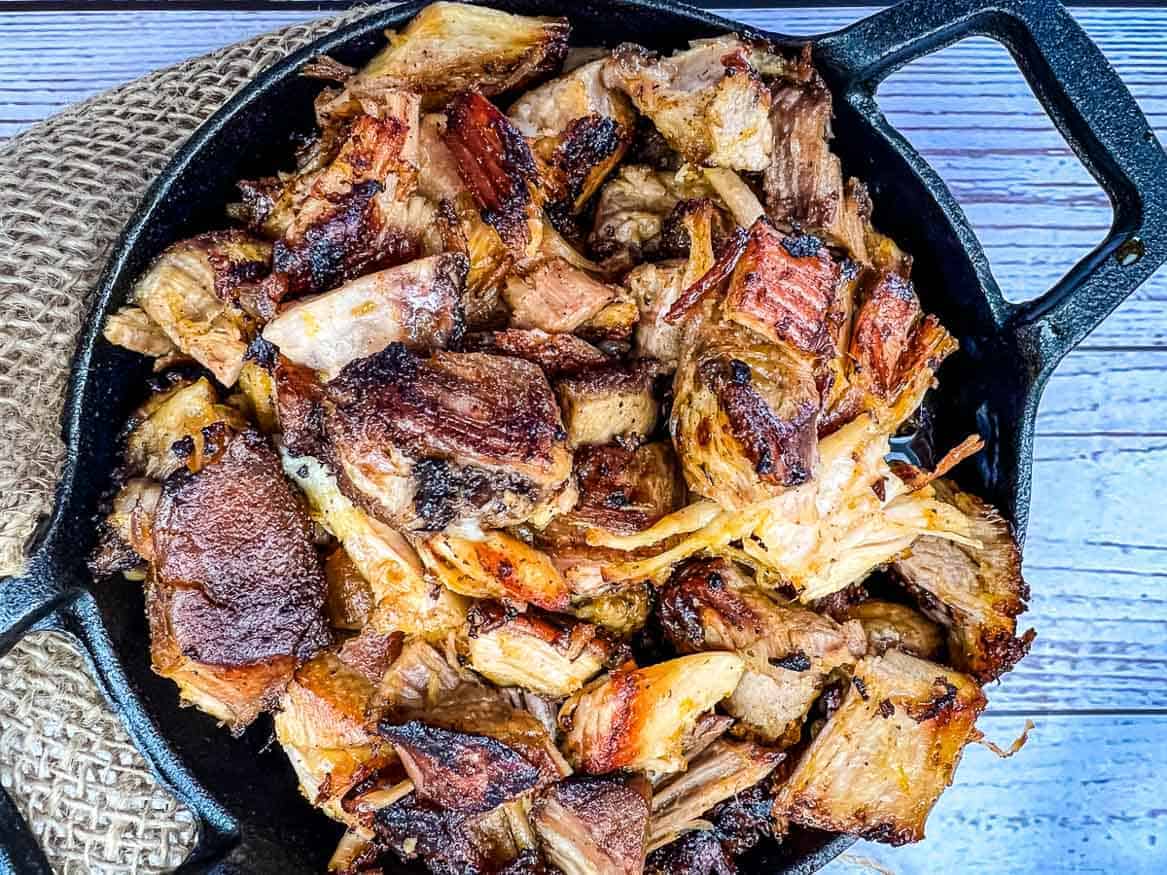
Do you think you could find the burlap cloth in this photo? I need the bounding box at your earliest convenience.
[0,6,392,871]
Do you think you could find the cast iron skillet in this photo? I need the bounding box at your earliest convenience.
[2,0,1166,872]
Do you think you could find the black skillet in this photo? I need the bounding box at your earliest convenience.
[2,0,1166,872]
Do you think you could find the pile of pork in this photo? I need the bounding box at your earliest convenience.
[92,4,1034,873]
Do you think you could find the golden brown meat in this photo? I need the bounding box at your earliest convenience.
[893,481,1034,681]
[261,253,468,379]
[843,599,945,661]
[658,559,865,743]
[531,776,651,875]
[322,344,574,532]
[772,650,986,845]
[555,361,661,449]
[121,232,272,385]
[559,652,744,774]
[462,602,622,697]
[504,258,618,333]
[461,329,609,377]
[148,430,330,730]
[603,38,772,171]
[102,306,177,358]
[322,546,375,631]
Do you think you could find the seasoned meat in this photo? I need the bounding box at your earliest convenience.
[659,559,865,743]
[89,478,162,579]
[509,60,637,213]
[603,38,772,171]
[722,219,840,354]
[843,599,945,660]
[773,650,986,845]
[377,639,466,715]
[559,652,744,774]
[417,530,574,612]
[589,164,715,262]
[567,584,655,640]
[555,360,661,449]
[893,481,1035,681]
[262,253,468,379]
[462,329,609,377]
[419,112,470,201]
[337,627,402,685]
[283,453,468,638]
[463,601,621,697]
[323,344,573,532]
[149,430,330,729]
[644,830,736,875]
[671,317,821,508]
[322,545,375,631]
[444,91,543,254]
[648,739,783,851]
[125,232,271,385]
[102,306,177,358]
[531,776,651,875]
[504,258,618,333]
[346,3,569,110]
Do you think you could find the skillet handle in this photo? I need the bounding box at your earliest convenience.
[816,0,1167,372]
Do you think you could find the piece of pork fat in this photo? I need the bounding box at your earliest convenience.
[842,599,945,661]
[603,37,773,172]
[462,601,624,698]
[648,738,784,852]
[559,652,744,774]
[773,650,986,845]
[504,257,619,334]
[555,360,662,449]
[531,775,651,875]
[892,480,1035,681]
[444,90,543,254]
[262,253,468,380]
[671,316,822,509]
[322,343,573,532]
[147,429,330,731]
[658,558,865,744]
[509,59,638,214]
[462,329,610,378]
[763,62,869,261]
[115,231,272,386]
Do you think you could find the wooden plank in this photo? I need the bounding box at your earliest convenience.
[833,714,1166,875]
[1038,350,1167,436]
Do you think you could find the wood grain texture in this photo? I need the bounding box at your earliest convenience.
[2,5,1164,873]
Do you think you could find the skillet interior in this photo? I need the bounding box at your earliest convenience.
[39,1,1034,871]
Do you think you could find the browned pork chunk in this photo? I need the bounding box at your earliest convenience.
[843,599,945,661]
[504,258,619,333]
[893,481,1034,681]
[462,329,610,377]
[323,344,573,532]
[148,430,330,730]
[773,650,986,845]
[603,38,772,171]
[559,652,744,774]
[532,776,651,875]
[659,559,865,744]
[555,361,661,448]
[261,253,468,379]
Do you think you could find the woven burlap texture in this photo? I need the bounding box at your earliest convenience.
[0,6,390,872]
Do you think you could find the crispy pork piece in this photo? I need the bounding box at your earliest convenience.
[722,219,840,354]
[462,329,609,377]
[648,739,783,851]
[283,453,468,638]
[893,482,1034,681]
[555,360,661,449]
[337,627,402,685]
[148,430,330,730]
[440,192,515,325]
[262,253,468,379]
[509,60,637,213]
[444,91,542,253]
[270,355,328,458]
[89,478,162,579]
[124,232,271,385]
[567,584,655,639]
[559,652,744,774]
[773,650,986,845]
[417,530,573,612]
[102,306,177,358]
[589,164,716,262]
[644,830,735,875]
[643,781,776,874]
[419,112,470,201]
[122,377,247,481]
[347,3,569,110]
[764,69,868,260]
[843,599,945,661]
[659,559,865,743]
[323,344,573,532]
[504,258,619,333]
[463,602,621,697]
[531,776,651,875]
[377,639,466,715]
[671,317,821,508]
[603,38,772,172]
[323,545,375,631]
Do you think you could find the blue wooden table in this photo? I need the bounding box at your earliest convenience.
[1,4,1163,873]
